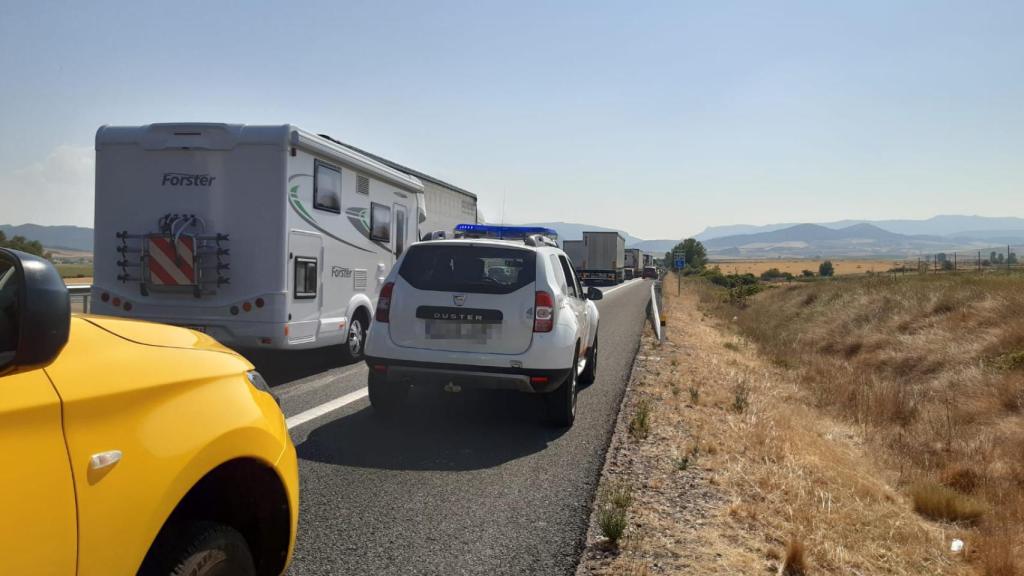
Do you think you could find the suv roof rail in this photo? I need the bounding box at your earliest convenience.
[524,234,558,248]
[420,230,448,241]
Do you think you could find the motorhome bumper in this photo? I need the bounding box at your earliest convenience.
[365,358,571,393]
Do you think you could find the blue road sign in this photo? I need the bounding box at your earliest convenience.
[675,257,685,269]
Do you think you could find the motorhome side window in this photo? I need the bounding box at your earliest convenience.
[370,202,391,242]
[294,257,318,299]
[314,160,342,213]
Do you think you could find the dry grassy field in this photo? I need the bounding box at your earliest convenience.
[710,258,906,276]
[710,273,1024,574]
[580,272,1024,575]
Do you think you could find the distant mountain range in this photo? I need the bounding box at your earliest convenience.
[1,224,93,251]
[696,215,1024,243]
[698,216,1024,257]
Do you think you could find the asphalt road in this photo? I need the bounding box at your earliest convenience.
[248,279,652,576]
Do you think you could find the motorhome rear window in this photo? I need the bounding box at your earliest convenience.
[399,245,536,295]
[314,160,341,213]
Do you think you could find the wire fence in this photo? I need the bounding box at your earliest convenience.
[888,245,1023,274]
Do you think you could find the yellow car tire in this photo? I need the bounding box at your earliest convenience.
[146,522,256,576]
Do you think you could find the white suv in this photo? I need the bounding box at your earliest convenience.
[364,230,602,427]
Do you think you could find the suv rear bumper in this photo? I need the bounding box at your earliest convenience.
[365,357,571,393]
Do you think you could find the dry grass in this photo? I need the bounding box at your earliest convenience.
[911,482,987,524]
[711,258,905,277]
[580,273,978,576]
[782,539,808,576]
[696,271,1024,573]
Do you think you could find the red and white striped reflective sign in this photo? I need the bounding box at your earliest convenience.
[147,235,196,286]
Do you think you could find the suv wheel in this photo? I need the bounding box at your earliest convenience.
[346,315,366,361]
[546,347,579,427]
[579,330,598,385]
[368,370,408,416]
[142,521,255,576]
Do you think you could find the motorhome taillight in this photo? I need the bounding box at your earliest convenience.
[534,291,554,332]
[101,292,110,303]
[123,301,133,312]
[376,282,395,322]
[255,298,265,308]
[242,302,252,312]
[112,297,122,307]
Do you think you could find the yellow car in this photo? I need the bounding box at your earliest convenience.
[0,248,298,576]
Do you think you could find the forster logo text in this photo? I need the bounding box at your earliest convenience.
[162,173,216,186]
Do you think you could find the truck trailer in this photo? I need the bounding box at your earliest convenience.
[92,123,425,354]
[562,240,585,269]
[624,248,641,280]
[578,231,626,285]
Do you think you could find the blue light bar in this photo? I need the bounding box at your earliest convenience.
[454,224,559,240]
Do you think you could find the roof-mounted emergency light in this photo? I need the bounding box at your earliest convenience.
[454,224,559,241]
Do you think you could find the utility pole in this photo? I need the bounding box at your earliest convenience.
[953,252,957,272]
[978,251,981,272]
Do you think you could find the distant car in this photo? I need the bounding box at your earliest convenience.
[364,226,602,427]
[0,248,298,576]
[642,266,658,279]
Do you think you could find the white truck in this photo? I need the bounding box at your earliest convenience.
[578,231,626,285]
[91,123,425,355]
[624,248,641,280]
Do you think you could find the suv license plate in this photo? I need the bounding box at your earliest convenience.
[425,321,490,341]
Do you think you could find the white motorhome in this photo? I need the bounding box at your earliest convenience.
[92,123,425,355]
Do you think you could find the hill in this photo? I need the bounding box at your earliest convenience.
[0,224,93,251]
[703,222,969,257]
[696,215,1024,244]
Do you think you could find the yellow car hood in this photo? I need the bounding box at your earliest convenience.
[79,315,242,357]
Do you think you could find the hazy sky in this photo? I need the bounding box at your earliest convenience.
[2,1,1022,239]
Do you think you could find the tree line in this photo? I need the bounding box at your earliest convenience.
[0,231,50,259]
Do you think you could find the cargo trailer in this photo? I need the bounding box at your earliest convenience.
[562,240,585,269]
[579,231,625,285]
[624,248,641,280]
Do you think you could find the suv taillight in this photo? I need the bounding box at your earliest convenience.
[534,291,554,332]
[376,282,395,322]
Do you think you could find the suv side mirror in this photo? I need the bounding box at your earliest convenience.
[586,286,603,301]
[0,249,70,375]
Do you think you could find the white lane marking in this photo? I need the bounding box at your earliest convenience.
[286,387,369,429]
[276,363,365,399]
[600,278,643,296]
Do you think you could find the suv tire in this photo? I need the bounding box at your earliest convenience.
[143,521,255,576]
[545,347,578,427]
[579,330,598,385]
[345,314,367,361]
[368,370,408,416]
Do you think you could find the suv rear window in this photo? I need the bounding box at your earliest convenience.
[399,244,536,294]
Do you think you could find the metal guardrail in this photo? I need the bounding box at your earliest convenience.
[68,284,92,313]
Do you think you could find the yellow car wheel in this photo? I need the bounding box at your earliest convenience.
[146,522,255,576]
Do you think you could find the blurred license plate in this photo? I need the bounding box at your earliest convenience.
[425,321,491,341]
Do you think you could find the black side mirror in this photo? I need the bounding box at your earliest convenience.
[0,249,70,375]
[586,286,603,301]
